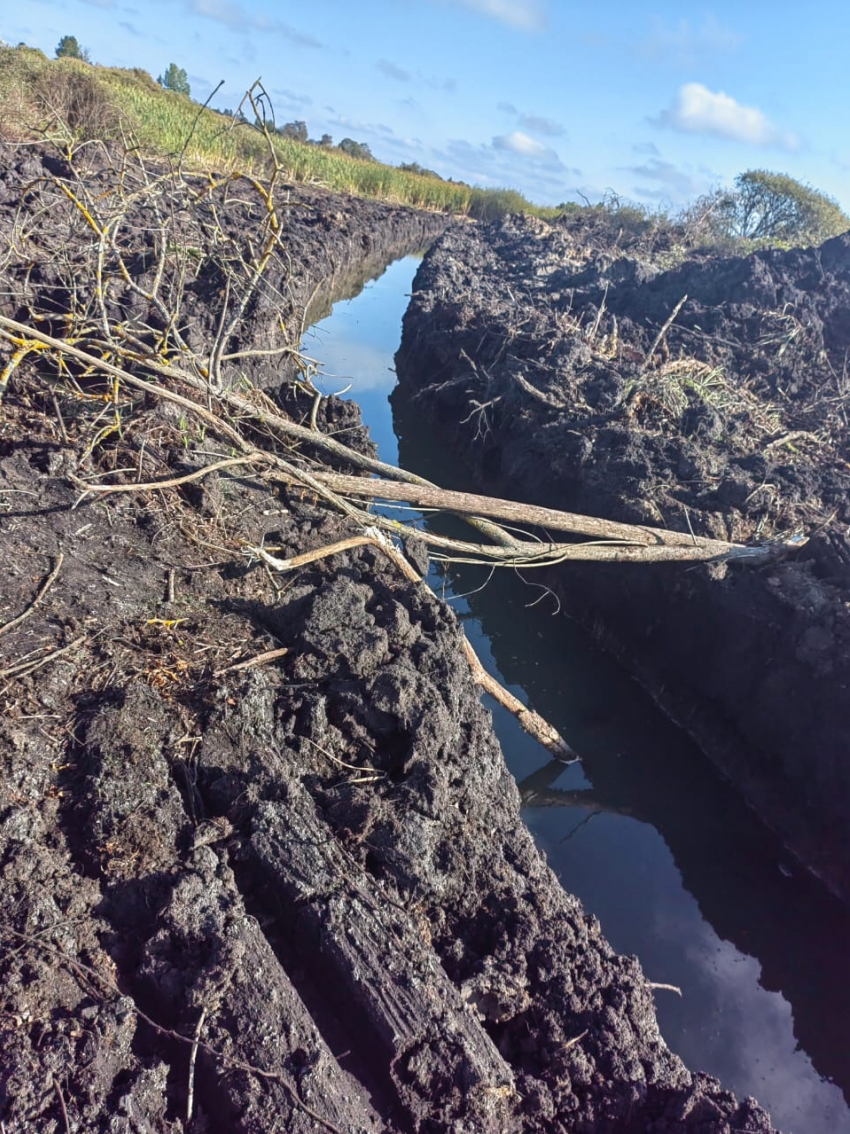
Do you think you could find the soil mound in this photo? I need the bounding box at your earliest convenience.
[395,213,850,901]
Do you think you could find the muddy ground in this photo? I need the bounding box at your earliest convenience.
[0,143,780,1131]
[394,211,850,903]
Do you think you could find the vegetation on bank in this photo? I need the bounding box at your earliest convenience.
[0,42,847,243]
[0,45,554,219]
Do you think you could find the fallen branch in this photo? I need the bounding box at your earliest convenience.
[0,552,64,638]
[70,455,803,566]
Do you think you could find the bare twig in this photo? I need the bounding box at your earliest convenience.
[214,646,289,675]
[52,1077,71,1134]
[186,1007,206,1125]
[648,982,683,996]
[0,635,86,684]
[644,294,688,368]
[0,552,64,638]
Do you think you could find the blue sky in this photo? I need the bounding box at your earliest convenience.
[5,0,849,211]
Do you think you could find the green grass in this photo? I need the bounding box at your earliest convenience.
[0,45,558,219]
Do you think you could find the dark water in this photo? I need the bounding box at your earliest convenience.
[302,254,850,1134]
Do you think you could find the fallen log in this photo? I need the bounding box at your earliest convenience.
[273,470,806,563]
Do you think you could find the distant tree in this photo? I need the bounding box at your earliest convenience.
[56,35,90,62]
[158,63,190,97]
[318,133,333,147]
[399,161,442,180]
[685,171,849,248]
[338,137,375,162]
[279,120,308,143]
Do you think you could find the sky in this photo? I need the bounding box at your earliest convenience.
[5,0,849,212]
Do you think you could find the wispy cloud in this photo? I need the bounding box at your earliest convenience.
[637,15,741,64]
[270,87,313,111]
[623,156,698,203]
[655,83,800,149]
[433,0,547,31]
[186,0,323,47]
[376,59,410,82]
[517,113,565,138]
[498,103,567,139]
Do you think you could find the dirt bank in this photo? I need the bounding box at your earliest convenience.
[394,212,850,902]
[0,145,778,1130]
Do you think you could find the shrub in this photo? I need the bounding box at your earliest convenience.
[683,171,849,249]
[36,63,118,139]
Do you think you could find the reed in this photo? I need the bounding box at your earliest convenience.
[0,45,558,219]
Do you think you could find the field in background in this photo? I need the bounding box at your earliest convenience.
[0,45,559,220]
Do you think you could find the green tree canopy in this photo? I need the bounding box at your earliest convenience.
[338,137,375,162]
[687,171,849,248]
[399,161,442,180]
[279,120,308,143]
[158,63,190,97]
[55,35,90,62]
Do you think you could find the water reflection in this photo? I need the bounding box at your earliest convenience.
[305,253,850,1134]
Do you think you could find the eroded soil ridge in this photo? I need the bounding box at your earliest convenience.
[395,212,850,902]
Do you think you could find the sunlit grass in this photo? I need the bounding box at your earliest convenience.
[0,45,559,219]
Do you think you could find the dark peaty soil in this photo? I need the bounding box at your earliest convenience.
[394,212,850,903]
[0,146,778,1131]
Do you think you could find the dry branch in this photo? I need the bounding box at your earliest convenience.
[279,471,750,553]
[67,454,801,567]
[0,552,64,638]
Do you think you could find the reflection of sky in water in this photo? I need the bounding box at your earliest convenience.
[303,253,850,1134]
[302,255,422,465]
[525,806,849,1133]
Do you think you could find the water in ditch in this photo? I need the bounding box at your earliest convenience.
[301,252,850,1134]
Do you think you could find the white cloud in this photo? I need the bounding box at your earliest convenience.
[493,130,551,159]
[656,83,800,149]
[435,0,546,31]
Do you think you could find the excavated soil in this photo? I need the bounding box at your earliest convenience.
[394,212,850,902]
[0,146,779,1130]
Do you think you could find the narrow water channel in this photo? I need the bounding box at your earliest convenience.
[302,253,850,1134]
